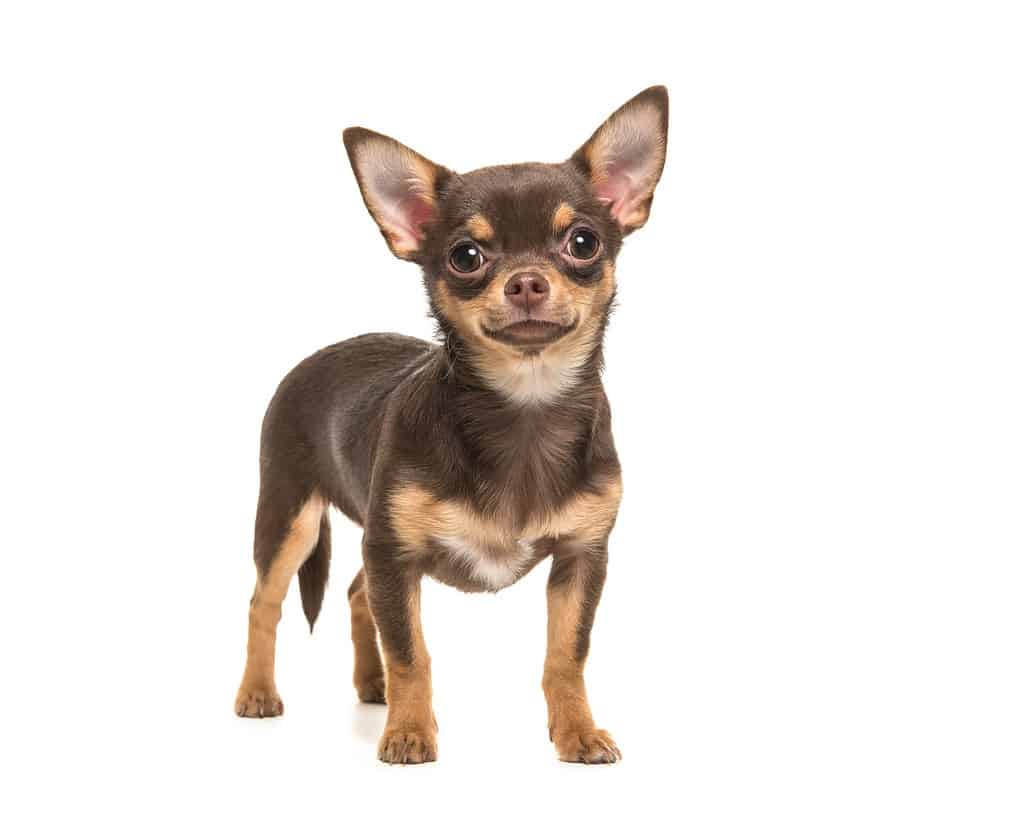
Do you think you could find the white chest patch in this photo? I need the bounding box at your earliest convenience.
[436,535,535,591]
[481,345,587,405]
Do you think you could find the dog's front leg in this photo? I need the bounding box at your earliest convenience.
[363,539,437,764]
[543,543,621,763]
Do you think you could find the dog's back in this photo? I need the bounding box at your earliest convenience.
[257,332,435,530]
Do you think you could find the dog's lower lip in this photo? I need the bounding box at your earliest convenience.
[483,319,576,346]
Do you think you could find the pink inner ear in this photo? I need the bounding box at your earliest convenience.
[588,109,664,228]
[367,167,438,254]
[402,195,436,242]
[594,167,639,223]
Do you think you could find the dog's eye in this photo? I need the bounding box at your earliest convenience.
[449,242,484,275]
[568,228,600,260]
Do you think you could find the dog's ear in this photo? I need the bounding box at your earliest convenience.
[343,127,451,260]
[571,86,669,234]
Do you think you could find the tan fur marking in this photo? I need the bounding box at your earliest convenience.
[466,213,495,242]
[546,577,585,674]
[350,586,386,703]
[543,569,621,763]
[389,484,456,556]
[390,474,621,560]
[236,494,325,717]
[552,202,576,233]
[378,583,437,763]
[548,473,623,546]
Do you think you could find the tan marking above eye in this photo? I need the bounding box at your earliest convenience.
[552,203,576,234]
[466,213,495,242]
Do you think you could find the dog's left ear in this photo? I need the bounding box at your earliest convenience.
[571,86,669,234]
[343,127,451,260]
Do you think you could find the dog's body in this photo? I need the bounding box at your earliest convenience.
[235,87,668,764]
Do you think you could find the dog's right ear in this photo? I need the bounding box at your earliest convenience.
[343,127,450,261]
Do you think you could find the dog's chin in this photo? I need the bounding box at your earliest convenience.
[482,318,578,353]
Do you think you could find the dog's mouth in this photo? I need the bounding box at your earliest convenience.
[482,318,577,348]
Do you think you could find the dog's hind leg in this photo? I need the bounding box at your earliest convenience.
[348,568,386,703]
[235,488,325,718]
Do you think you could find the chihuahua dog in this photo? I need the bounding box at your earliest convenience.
[235,87,668,764]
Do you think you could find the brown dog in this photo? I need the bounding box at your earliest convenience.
[234,87,669,764]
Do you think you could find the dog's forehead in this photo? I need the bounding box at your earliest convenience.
[441,163,593,246]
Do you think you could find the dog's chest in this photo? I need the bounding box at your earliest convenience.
[430,503,554,591]
[435,530,537,591]
[389,479,622,592]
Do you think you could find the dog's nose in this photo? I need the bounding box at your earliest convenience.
[504,271,550,311]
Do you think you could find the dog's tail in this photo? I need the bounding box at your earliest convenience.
[298,511,331,632]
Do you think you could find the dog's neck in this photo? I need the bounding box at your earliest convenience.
[426,334,606,519]
[440,331,605,413]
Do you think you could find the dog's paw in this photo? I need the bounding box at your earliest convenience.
[234,685,284,718]
[355,675,386,704]
[553,727,622,764]
[377,727,438,764]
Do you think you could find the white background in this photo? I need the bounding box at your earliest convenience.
[2,1,1021,816]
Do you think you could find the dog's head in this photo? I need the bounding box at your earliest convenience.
[343,86,668,404]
